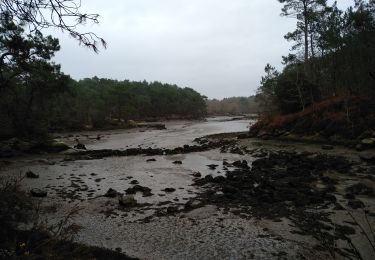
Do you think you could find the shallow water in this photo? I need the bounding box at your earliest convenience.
[0,117,337,259]
[57,117,251,150]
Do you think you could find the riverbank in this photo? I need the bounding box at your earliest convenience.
[0,117,374,259]
[248,96,375,152]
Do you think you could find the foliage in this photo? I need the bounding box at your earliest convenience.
[206,96,258,115]
[0,13,206,138]
[50,78,207,131]
[256,0,375,117]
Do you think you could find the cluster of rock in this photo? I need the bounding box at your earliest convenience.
[67,139,237,160]
[192,151,363,219]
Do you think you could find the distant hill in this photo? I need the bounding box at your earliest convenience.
[206,96,259,116]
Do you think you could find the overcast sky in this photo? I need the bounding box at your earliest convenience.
[51,0,353,99]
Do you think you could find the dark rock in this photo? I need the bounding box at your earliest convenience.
[142,190,154,197]
[204,175,214,182]
[74,143,86,150]
[166,206,178,213]
[104,188,119,198]
[356,144,365,151]
[192,172,202,177]
[222,185,239,194]
[359,152,375,163]
[147,158,156,162]
[130,180,139,185]
[30,188,47,197]
[173,161,182,164]
[345,193,355,199]
[207,164,219,170]
[26,171,39,179]
[163,188,176,193]
[346,183,373,196]
[348,200,365,209]
[213,176,226,183]
[126,185,151,194]
[232,160,249,169]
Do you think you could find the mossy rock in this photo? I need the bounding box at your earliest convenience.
[361,138,375,146]
[127,120,138,128]
[47,141,70,152]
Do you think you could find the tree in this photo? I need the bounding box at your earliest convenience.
[0,0,106,52]
[0,13,60,89]
[257,1,375,118]
[279,0,327,64]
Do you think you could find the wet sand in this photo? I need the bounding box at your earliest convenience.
[1,117,374,260]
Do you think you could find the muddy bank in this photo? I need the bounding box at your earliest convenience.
[66,139,237,160]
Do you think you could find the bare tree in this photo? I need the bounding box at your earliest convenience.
[0,0,106,52]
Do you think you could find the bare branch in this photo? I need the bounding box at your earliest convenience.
[0,0,106,52]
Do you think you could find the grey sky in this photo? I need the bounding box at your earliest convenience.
[51,0,353,99]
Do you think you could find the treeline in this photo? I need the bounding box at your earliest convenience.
[0,13,206,139]
[60,78,207,129]
[206,96,258,115]
[0,75,207,138]
[257,0,375,116]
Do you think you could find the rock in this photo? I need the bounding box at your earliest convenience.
[142,190,154,197]
[192,172,201,178]
[361,138,375,146]
[204,175,214,182]
[30,188,47,197]
[163,188,176,193]
[147,158,156,162]
[207,164,218,170]
[47,141,70,152]
[345,193,355,199]
[359,152,375,163]
[119,195,137,207]
[104,188,119,198]
[213,176,226,183]
[232,160,249,168]
[126,185,151,195]
[356,144,365,151]
[348,199,365,209]
[26,171,39,179]
[166,206,178,213]
[346,183,373,196]
[173,160,182,164]
[74,143,86,150]
[130,180,139,185]
[321,145,334,150]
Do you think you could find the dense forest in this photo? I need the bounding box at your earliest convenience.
[253,0,375,139]
[0,13,206,139]
[206,96,258,115]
